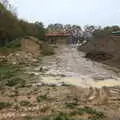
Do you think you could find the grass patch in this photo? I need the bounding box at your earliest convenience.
[36,94,48,102]
[0,38,21,55]
[65,102,77,109]
[0,64,19,74]
[20,100,31,106]
[0,102,12,110]
[6,38,21,48]
[23,116,33,120]
[71,107,104,120]
[6,77,25,87]
[32,113,70,120]
[0,46,20,55]
[0,64,25,87]
[0,64,21,80]
[53,113,69,120]
[23,109,104,120]
[37,57,42,63]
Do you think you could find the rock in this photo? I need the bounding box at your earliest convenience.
[29,72,40,76]
[32,82,43,87]
[34,66,48,72]
[56,82,65,86]
[0,56,7,64]
[7,51,38,65]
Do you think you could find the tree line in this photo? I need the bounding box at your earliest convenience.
[0,0,120,47]
[47,24,120,38]
[0,1,45,47]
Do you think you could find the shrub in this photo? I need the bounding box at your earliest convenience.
[0,102,12,110]
[36,94,48,102]
[23,116,33,120]
[20,100,31,106]
[6,38,21,48]
[65,102,77,109]
[6,77,25,87]
[0,2,45,47]
[71,107,104,119]
[41,113,70,120]
[0,65,24,87]
[0,64,20,79]
[53,113,69,120]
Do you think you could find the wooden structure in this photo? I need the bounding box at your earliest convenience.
[45,32,71,44]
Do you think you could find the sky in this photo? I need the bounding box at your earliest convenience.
[9,0,120,27]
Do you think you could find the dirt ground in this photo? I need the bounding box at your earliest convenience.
[78,36,120,68]
[39,45,120,87]
[0,44,120,120]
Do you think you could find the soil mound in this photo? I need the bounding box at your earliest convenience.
[78,36,120,68]
[85,51,113,61]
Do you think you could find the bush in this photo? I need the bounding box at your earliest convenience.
[6,77,25,87]
[54,113,69,120]
[0,64,22,84]
[71,107,104,119]
[23,116,33,120]
[6,38,21,48]
[0,64,17,73]
[65,102,77,109]
[0,2,45,47]
[40,113,70,120]
[0,102,12,110]
[20,100,31,106]
[0,65,25,88]
[36,94,48,102]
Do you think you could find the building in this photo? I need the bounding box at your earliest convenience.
[45,32,71,44]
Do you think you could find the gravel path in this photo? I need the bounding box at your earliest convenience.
[39,45,120,88]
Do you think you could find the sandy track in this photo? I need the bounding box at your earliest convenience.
[40,45,120,88]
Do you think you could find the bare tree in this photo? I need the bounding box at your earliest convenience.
[0,0,9,8]
[0,0,17,15]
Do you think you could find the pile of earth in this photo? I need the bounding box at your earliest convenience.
[0,51,38,65]
[85,51,113,62]
[78,36,120,68]
[7,51,38,65]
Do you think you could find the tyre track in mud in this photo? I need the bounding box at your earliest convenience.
[71,86,120,106]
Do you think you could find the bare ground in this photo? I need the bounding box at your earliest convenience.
[0,45,120,120]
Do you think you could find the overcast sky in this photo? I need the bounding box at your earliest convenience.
[10,0,120,27]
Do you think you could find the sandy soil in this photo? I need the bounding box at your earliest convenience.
[0,44,120,120]
[39,45,120,88]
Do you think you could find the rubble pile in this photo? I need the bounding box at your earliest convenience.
[0,56,7,63]
[85,51,113,61]
[7,51,38,65]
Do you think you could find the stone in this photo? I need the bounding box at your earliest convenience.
[7,51,38,65]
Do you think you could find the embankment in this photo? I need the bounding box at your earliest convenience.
[78,36,120,69]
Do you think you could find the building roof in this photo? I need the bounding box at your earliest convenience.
[112,31,120,36]
[45,33,70,37]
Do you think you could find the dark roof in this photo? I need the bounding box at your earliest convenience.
[46,33,70,37]
[112,31,120,36]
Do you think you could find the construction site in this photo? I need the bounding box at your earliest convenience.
[0,0,120,120]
